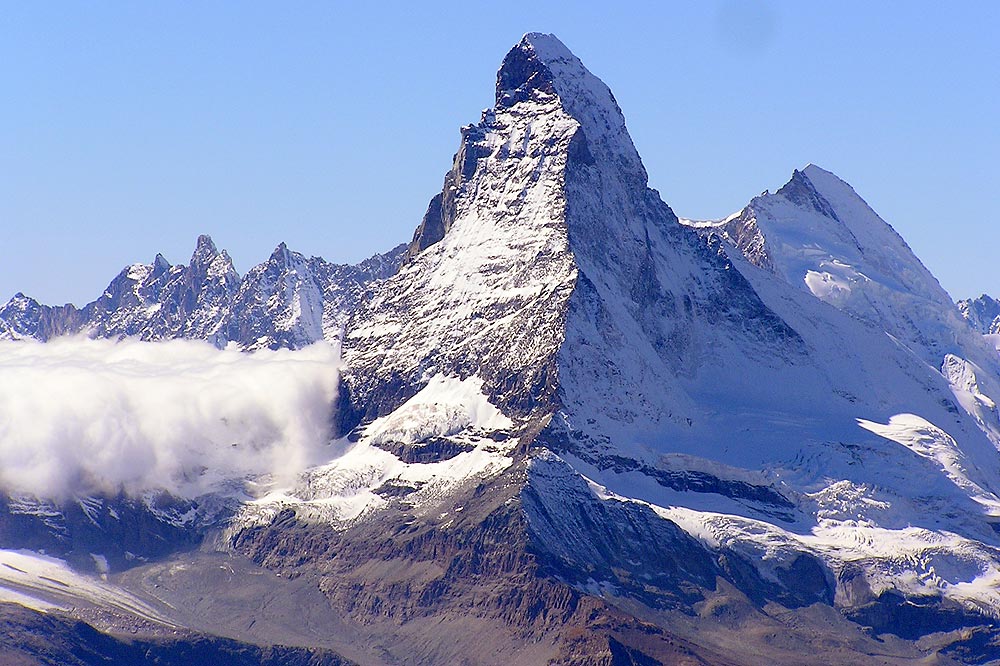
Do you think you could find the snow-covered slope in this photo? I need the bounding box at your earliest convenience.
[683,166,1000,450]
[692,166,974,365]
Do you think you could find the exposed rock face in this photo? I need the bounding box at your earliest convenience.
[230,459,748,665]
[0,238,405,350]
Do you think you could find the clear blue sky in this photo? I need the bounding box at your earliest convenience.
[2,1,998,305]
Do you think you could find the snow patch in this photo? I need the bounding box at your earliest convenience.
[366,374,512,446]
[230,378,516,531]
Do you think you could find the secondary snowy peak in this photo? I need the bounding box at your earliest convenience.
[773,166,843,221]
[707,166,979,364]
[77,234,240,345]
[0,294,82,341]
[227,242,326,350]
[695,165,1000,452]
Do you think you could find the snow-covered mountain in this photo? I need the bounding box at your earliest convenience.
[683,166,1000,449]
[224,34,1000,663]
[0,236,405,350]
[6,32,1000,666]
[684,165,987,367]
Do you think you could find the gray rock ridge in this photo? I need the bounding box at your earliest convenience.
[0,238,406,350]
[959,293,1000,335]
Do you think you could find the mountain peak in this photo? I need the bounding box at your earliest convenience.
[520,32,574,59]
[190,234,219,267]
[774,167,841,221]
[195,234,216,251]
[496,33,560,107]
[152,253,171,277]
[801,162,833,179]
[505,33,644,183]
[270,242,290,263]
[495,33,581,102]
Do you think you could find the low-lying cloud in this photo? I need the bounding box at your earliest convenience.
[0,338,341,499]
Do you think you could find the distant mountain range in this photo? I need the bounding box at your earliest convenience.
[5,32,1000,666]
[0,236,405,350]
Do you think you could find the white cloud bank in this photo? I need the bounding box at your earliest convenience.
[0,338,341,499]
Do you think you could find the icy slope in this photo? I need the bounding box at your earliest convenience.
[0,549,172,623]
[692,166,973,365]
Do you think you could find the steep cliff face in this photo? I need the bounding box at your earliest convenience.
[339,34,796,433]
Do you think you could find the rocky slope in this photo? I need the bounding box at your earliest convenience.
[0,602,353,666]
[0,237,405,350]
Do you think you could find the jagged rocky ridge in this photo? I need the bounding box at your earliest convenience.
[0,236,405,351]
[7,32,1000,665]
[960,294,1000,335]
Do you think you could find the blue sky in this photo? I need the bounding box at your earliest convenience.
[2,2,998,304]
